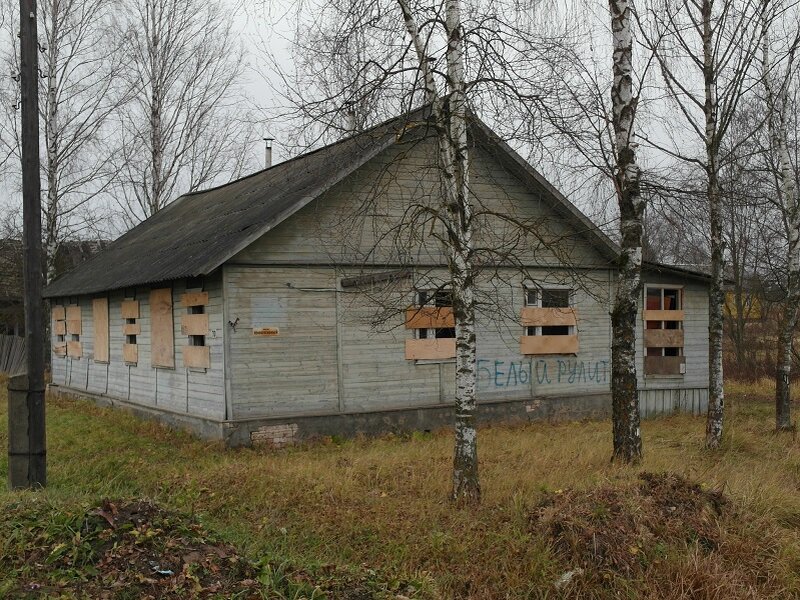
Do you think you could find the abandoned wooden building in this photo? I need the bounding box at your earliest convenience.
[44,108,711,447]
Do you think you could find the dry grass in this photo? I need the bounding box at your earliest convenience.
[2,374,800,598]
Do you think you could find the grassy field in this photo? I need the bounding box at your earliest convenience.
[2,377,800,598]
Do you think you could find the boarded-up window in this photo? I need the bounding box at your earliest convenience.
[92,298,109,363]
[66,305,82,358]
[150,288,175,368]
[180,290,209,368]
[405,290,456,360]
[643,286,685,375]
[52,304,67,357]
[121,299,139,365]
[520,287,579,355]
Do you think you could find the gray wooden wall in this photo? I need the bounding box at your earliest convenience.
[222,264,709,420]
[50,274,226,420]
[49,129,710,425]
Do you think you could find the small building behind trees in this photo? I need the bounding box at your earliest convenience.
[44,109,711,446]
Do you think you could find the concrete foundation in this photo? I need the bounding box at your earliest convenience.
[48,384,707,448]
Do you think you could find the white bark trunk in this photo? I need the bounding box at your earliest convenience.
[399,0,480,503]
[762,13,799,431]
[44,0,59,283]
[609,0,644,462]
[703,0,725,449]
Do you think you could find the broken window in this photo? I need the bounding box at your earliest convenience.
[643,286,685,375]
[52,304,67,357]
[121,298,140,365]
[180,286,210,369]
[404,288,456,361]
[415,289,455,339]
[520,286,579,355]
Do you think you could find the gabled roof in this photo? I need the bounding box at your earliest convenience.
[44,104,704,298]
[44,107,431,298]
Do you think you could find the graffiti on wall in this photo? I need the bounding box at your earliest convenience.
[477,358,609,390]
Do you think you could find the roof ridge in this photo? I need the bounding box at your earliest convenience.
[182,103,433,199]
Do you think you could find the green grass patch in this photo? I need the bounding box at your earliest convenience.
[2,376,800,598]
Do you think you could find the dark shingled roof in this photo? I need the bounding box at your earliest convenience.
[43,108,428,298]
[44,105,710,298]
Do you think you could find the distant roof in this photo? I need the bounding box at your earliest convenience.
[43,104,708,298]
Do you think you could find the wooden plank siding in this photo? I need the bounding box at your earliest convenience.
[49,274,226,420]
[230,139,606,269]
[49,125,710,431]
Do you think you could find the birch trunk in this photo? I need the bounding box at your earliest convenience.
[398,0,480,503]
[702,0,725,449]
[444,0,479,504]
[609,0,643,463]
[43,0,59,283]
[762,15,799,431]
[148,0,164,215]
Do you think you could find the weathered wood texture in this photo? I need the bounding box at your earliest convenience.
[121,300,139,319]
[181,291,209,307]
[123,343,138,364]
[520,335,579,355]
[636,278,707,388]
[92,298,109,363]
[122,323,141,336]
[180,314,208,335]
[66,305,81,335]
[405,338,457,360]
[644,356,686,375]
[150,288,174,368]
[49,274,226,420]
[182,346,210,369]
[520,307,577,327]
[230,139,606,268]
[405,307,455,329]
[643,309,684,322]
[643,329,684,348]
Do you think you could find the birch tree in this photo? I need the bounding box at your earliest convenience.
[609,0,644,462]
[399,0,480,502]
[760,1,800,430]
[0,0,124,281]
[639,0,764,448]
[114,0,255,225]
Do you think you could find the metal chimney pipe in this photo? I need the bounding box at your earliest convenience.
[263,138,274,169]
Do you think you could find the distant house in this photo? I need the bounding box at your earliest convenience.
[44,108,711,447]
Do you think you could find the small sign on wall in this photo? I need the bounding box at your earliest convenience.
[253,327,280,337]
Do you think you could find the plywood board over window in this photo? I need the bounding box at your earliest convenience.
[183,345,210,369]
[66,305,82,335]
[52,305,67,356]
[92,298,109,363]
[121,299,140,319]
[150,288,175,368]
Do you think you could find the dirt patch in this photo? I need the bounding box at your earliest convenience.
[532,472,728,575]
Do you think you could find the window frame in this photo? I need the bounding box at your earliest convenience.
[643,284,686,374]
[415,289,456,340]
[523,286,574,337]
